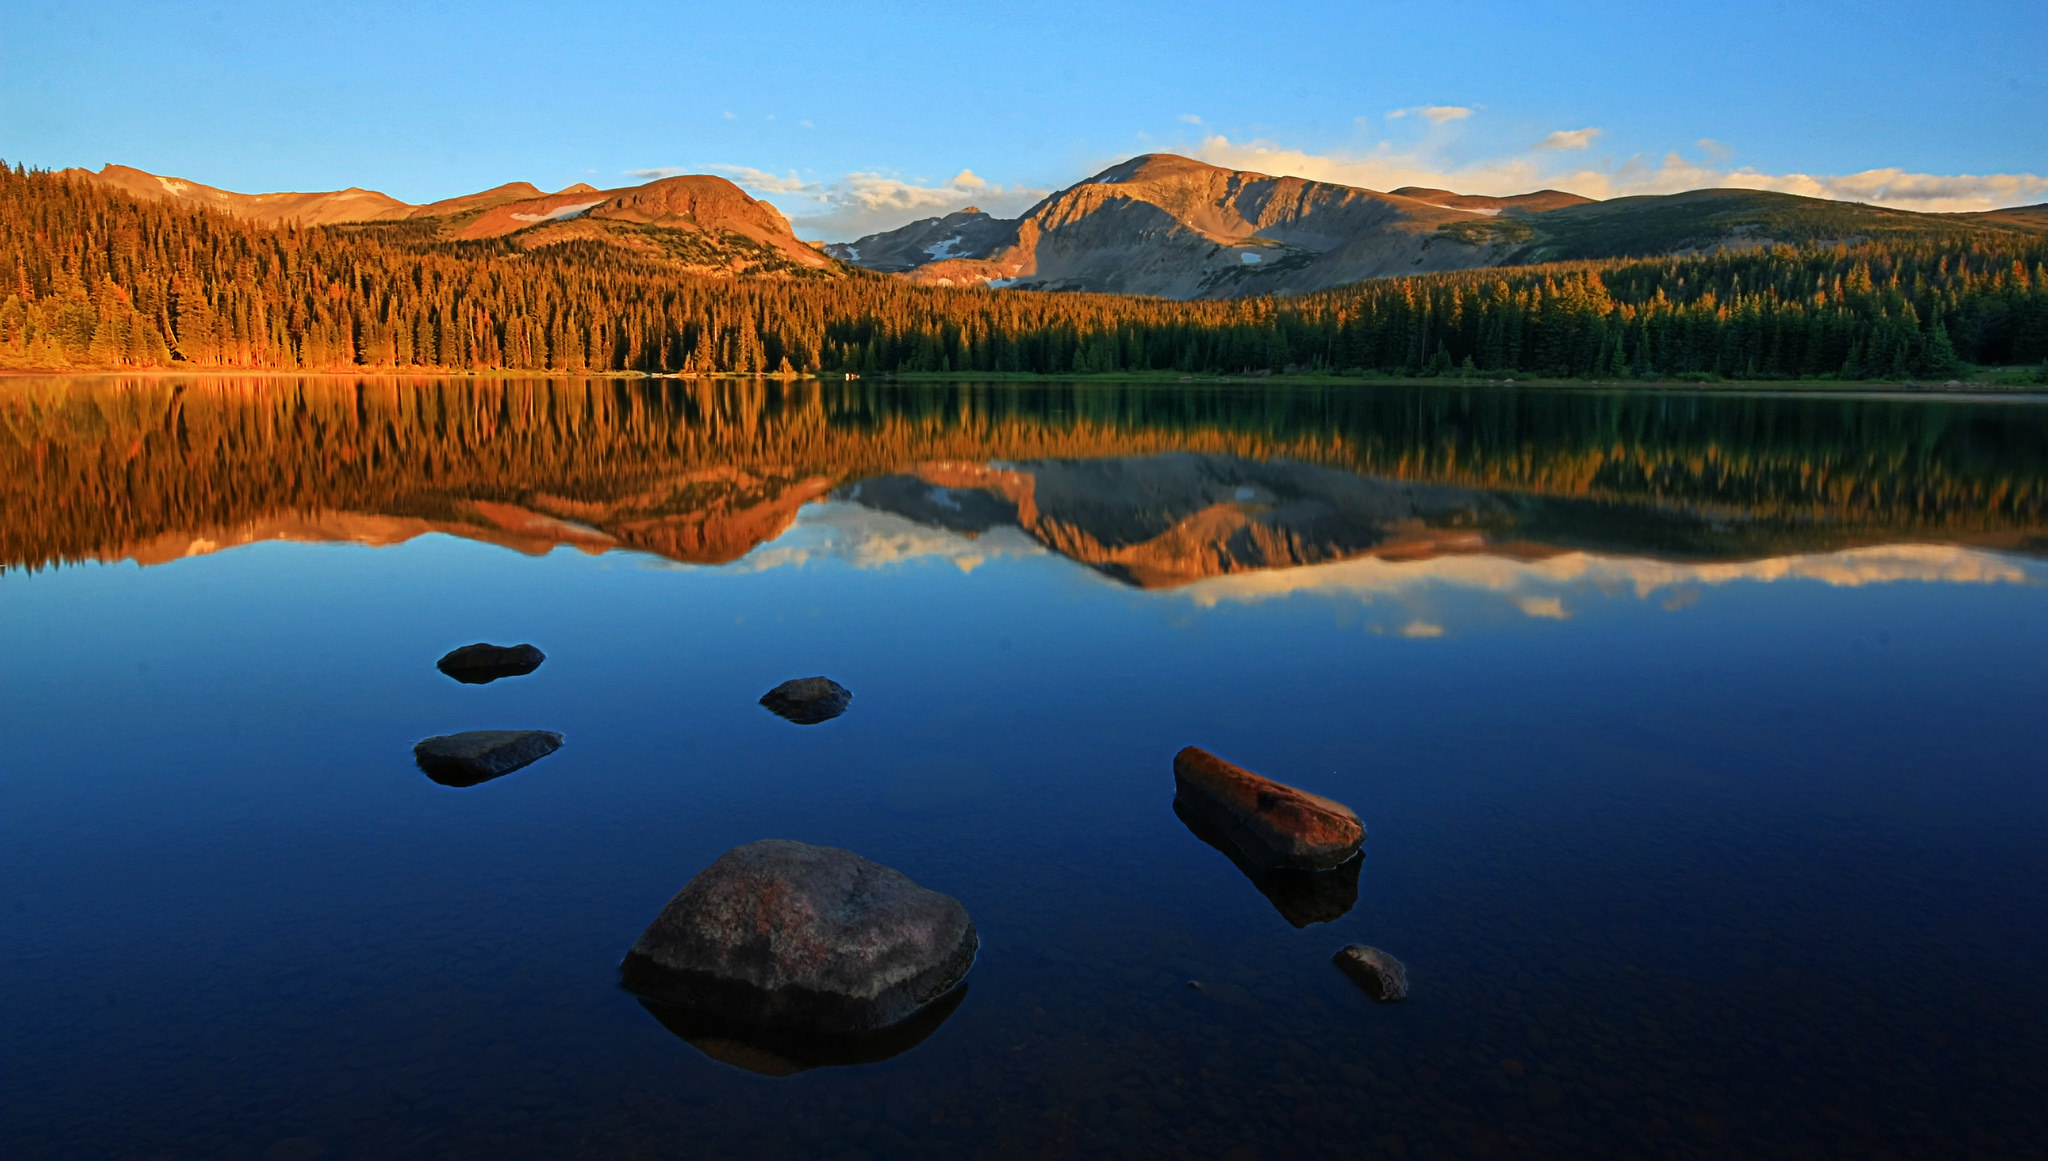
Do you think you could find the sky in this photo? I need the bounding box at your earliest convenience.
[3,0,2045,240]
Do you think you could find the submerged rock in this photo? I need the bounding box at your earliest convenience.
[620,839,976,1035]
[413,729,562,787]
[759,677,852,724]
[636,984,968,1076]
[1173,797,1361,926]
[436,642,545,684]
[1334,944,1408,1002]
[1172,746,1364,870]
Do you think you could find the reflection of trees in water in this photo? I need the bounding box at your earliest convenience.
[2,376,2044,571]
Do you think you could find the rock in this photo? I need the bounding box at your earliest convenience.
[1333,944,1408,1002]
[436,642,545,684]
[635,984,967,1076]
[1171,746,1364,870]
[620,839,976,1035]
[1173,797,1360,926]
[759,676,852,724]
[413,729,562,787]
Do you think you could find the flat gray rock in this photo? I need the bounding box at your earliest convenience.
[760,676,852,725]
[413,729,562,787]
[436,642,545,684]
[621,839,976,1035]
[1334,944,1408,1003]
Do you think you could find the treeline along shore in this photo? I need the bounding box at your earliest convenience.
[3,163,2046,380]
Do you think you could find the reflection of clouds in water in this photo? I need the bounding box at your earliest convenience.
[1180,543,2034,613]
[736,502,1045,574]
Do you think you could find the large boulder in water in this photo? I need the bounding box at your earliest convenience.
[436,642,545,684]
[759,677,852,724]
[1172,746,1364,870]
[413,729,562,787]
[620,840,976,1035]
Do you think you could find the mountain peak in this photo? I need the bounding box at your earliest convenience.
[1089,152,1242,185]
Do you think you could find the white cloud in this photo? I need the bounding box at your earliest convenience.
[1190,133,2048,213]
[696,165,813,194]
[1180,113,1203,124]
[683,165,1049,240]
[1534,127,1601,151]
[1398,620,1446,638]
[1390,105,1473,124]
[721,110,736,120]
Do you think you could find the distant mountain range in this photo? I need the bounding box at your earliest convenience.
[62,155,2048,300]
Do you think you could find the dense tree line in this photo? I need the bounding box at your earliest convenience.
[3,163,2046,379]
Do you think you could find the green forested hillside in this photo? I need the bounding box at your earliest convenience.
[3,163,2045,380]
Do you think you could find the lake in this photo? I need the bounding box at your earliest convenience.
[3,375,2046,1160]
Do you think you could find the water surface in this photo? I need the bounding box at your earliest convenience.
[3,377,2046,1159]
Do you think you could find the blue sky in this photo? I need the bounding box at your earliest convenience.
[4,0,2044,238]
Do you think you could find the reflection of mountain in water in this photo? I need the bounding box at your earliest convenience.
[842,455,1512,587]
[4,376,2046,578]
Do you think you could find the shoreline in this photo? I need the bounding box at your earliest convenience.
[2,365,2045,397]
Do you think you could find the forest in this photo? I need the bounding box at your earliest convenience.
[3,162,2046,380]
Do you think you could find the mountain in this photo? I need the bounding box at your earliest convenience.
[829,153,1580,299]
[59,164,837,276]
[72,163,416,226]
[821,207,1017,272]
[829,153,2048,299]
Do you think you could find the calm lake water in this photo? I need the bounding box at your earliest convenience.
[3,375,2046,1159]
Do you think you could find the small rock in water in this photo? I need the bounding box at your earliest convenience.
[1333,944,1408,1002]
[436,642,545,684]
[620,839,976,1035]
[759,676,852,725]
[1172,746,1364,870]
[413,729,562,787]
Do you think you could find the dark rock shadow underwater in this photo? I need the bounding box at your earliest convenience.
[1173,796,1363,927]
[633,983,969,1076]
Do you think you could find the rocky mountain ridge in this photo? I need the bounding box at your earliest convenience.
[61,164,835,276]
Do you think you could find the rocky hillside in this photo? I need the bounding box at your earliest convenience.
[60,164,837,277]
[831,153,2046,299]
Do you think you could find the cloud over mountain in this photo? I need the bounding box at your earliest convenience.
[633,165,1050,240]
[1190,133,2048,214]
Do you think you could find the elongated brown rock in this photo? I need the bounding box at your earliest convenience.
[1172,746,1363,870]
